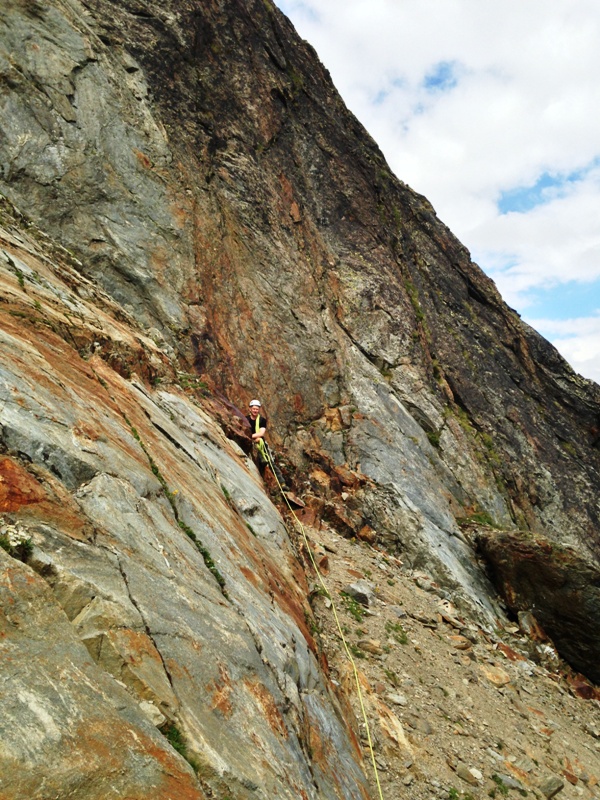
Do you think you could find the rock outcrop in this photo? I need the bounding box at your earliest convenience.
[2,0,599,590]
[475,528,600,684]
[0,207,368,797]
[1,0,600,797]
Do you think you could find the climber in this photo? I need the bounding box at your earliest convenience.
[246,399,287,489]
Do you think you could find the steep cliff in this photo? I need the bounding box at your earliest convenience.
[1,0,600,797]
[0,200,369,797]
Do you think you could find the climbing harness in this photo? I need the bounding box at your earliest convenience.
[262,446,385,800]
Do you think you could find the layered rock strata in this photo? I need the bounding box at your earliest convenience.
[1,0,600,795]
[0,207,368,798]
[2,0,599,606]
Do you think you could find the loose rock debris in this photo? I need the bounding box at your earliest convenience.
[300,521,600,800]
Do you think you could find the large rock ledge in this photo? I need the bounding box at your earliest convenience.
[475,528,600,684]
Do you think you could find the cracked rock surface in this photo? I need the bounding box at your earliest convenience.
[0,212,369,798]
[1,0,600,797]
[1,0,599,633]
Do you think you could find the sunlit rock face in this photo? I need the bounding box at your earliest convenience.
[0,207,369,798]
[1,0,600,795]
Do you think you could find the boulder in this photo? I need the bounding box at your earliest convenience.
[477,529,600,683]
[342,580,376,607]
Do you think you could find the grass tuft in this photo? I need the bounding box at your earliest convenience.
[340,592,366,622]
[0,533,33,562]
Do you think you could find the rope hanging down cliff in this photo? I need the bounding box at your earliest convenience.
[261,439,385,800]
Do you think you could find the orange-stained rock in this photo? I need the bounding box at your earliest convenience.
[331,464,360,489]
[480,665,511,687]
[567,674,600,701]
[324,408,343,432]
[497,643,526,662]
[284,491,305,508]
[346,568,363,579]
[2,0,600,794]
[0,217,370,799]
[323,502,363,538]
[0,457,47,512]
[307,541,329,575]
[310,469,331,491]
[0,549,206,800]
[357,524,377,544]
[294,506,321,528]
[290,201,302,224]
[518,611,549,642]
[449,635,472,651]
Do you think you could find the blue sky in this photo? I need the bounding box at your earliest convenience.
[516,279,600,320]
[498,172,576,216]
[423,61,460,93]
[275,0,600,383]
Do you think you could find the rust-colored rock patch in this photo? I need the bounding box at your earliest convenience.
[0,457,47,512]
[244,678,288,739]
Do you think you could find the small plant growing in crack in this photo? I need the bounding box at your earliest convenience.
[383,667,400,687]
[490,775,510,797]
[0,524,33,562]
[162,723,202,773]
[163,723,186,756]
[340,592,366,622]
[348,643,365,659]
[385,619,408,645]
[122,414,228,597]
[178,520,227,591]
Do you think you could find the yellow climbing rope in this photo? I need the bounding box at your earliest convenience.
[254,414,268,461]
[262,445,385,800]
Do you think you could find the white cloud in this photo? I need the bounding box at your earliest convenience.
[276,0,600,383]
[473,166,600,303]
[529,314,600,383]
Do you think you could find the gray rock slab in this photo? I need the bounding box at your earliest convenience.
[0,549,203,800]
[0,263,370,798]
[539,775,565,799]
[342,579,376,607]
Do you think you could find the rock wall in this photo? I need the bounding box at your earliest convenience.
[1,0,600,796]
[2,0,599,597]
[0,206,368,797]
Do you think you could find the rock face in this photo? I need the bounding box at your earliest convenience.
[476,529,600,684]
[1,0,600,796]
[2,0,599,598]
[0,209,368,797]
[0,548,204,800]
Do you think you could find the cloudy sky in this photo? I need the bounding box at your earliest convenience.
[275,0,600,384]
